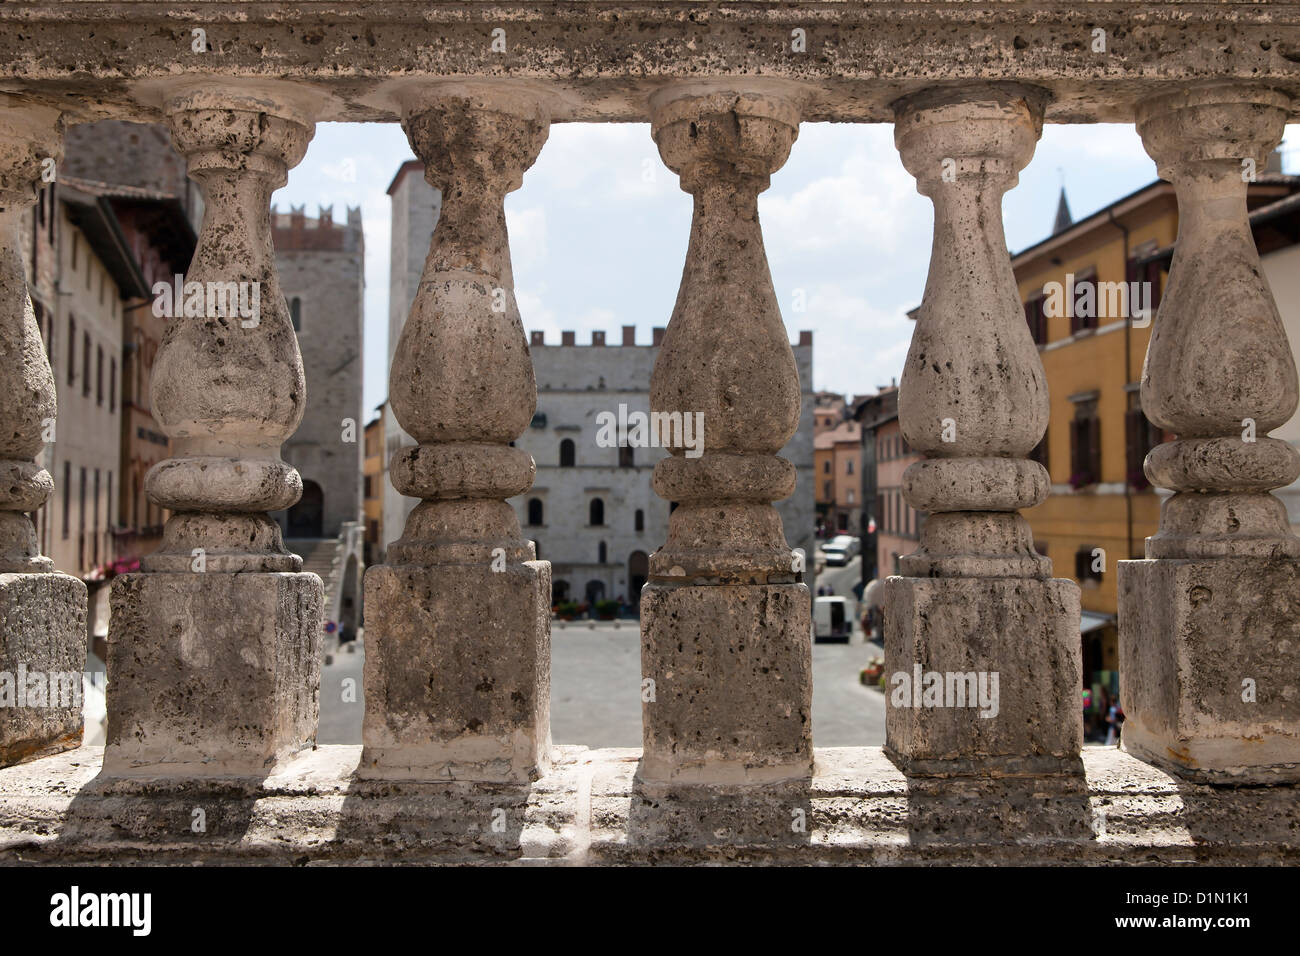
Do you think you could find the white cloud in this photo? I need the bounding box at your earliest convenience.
[507,205,548,270]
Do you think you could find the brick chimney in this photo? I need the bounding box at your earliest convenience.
[562,331,576,346]
[622,325,636,346]
[798,330,813,346]
[652,326,666,345]
[530,330,545,347]
[592,331,606,346]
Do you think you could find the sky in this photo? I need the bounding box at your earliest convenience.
[270,121,1299,419]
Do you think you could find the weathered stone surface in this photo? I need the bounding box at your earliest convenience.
[1136,85,1300,560]
[884,575,1083,776]
[361,88,553,784]
[648,87,801,584]
[2,745,1297,865]
[0,97,63,574]
[0,573,87,767]
[894,84,1056,580]
[104,572,322,776]
[1119,557,1300,784]
[6,5,1300,125]
[360,561,551,783]
[640,582,812,785]
[143,88,316,574]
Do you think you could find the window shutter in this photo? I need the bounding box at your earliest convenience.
[1087,416,1102,484]
[1069,418,1082,481]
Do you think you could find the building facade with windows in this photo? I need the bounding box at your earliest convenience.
[29,183,150,582]
[869,398,922,581]
[271,205,365,541]
[513,326,815,610]
[1014,170,1299,737]
[814,416,863,536]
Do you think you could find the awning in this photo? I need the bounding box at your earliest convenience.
[1081,611,1115,635]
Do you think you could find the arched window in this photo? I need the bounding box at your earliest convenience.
[619,446,634,468]
[634,509,644,532]
[527,498,543,526]
[598,541,607,563]
[559,439,575,467]
[289,296,302,332]
[589,498,604,526]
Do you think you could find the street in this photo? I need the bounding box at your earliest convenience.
[318,555,886,748]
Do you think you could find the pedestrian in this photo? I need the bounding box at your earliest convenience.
[1106,698,1124,746]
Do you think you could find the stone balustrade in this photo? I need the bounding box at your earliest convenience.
[0,2,1298,862]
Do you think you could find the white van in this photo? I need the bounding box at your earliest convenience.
[813,595,852,643]
[829,535,860,559]
[821,542,850,566]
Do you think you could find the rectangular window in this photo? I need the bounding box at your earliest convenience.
[846,459,854,475]
[109,359,116,413]
[82,330,91,396]
[1125,398,1162,491]
[1126,255,1165,325]
[93,468,100,566]
[1029,428,1049,472]
[71,232,78,271]
[67,316,76,386]
[1024,294,1049,345]
[96,345,104,406]
[1070,268,1099,335]
[78,466,86,569]
[1069,398,1101,488]
[1075,546,1103,585]
[61,462,70,539]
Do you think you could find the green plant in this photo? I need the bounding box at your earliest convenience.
[595,598,620,618]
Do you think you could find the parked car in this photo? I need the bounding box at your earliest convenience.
[821,542,850,566]
[828,534,860,559]
[813,595,852,643]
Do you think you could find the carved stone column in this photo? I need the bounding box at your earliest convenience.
[0,97,87,767]
[887,86,1082,776]
[1120,85,1300,783]
[640,88,812,787]
[360,87,551,783]
[104,89,322,775]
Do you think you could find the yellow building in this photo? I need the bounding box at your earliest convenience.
[363,410,385,566]
[1015,173,1297,737]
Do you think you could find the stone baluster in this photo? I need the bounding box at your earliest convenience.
[640,88,812,787]
[360,87,552,783]
[1120,85,1300,783]
[887,86,1082,776]
[104,89,323,775]
[0,97,87,767]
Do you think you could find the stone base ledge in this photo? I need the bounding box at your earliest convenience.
[0,745,1296,865]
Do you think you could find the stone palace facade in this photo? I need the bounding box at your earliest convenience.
[0,2,1298,863]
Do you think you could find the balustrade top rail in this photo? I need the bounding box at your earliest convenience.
[4,2,1300,123]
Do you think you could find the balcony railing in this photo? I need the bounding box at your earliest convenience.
[1,1,1298,864]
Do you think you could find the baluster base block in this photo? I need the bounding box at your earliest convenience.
[884,575,1083,776]
[1118,557,1300,784]
[104,571,322,776]
[360,561,552,784]
[639,582,812,786]
[0,573,87,768]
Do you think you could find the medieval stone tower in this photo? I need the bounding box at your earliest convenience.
[272,204,365,540]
